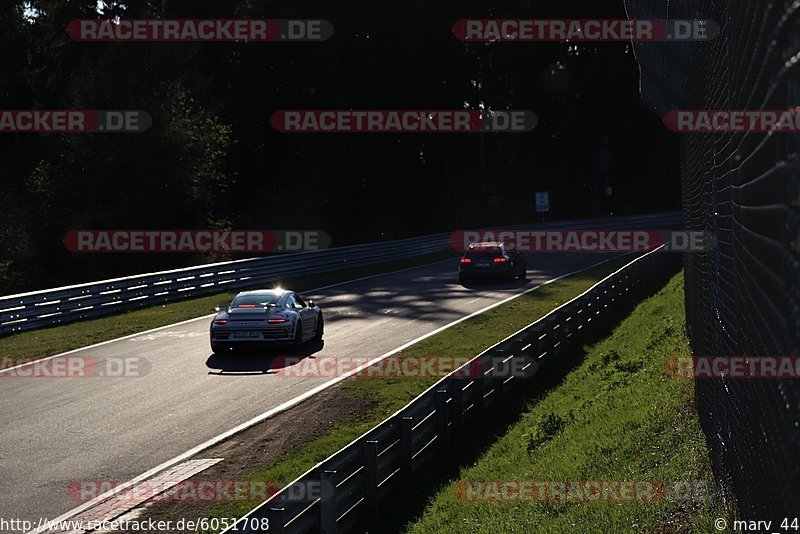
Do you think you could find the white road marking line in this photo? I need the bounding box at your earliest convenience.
[28,254,624,533]
[39,459,225,534]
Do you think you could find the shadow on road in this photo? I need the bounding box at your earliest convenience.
[205,340,325,375]
[459,276,531,290]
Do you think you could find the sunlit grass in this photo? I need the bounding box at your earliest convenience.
[406,272,720,533]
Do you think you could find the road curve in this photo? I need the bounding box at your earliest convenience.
[0,252,621,525]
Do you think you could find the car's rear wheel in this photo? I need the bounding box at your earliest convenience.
[292,322,304,351]
[211,341,228,353]
[459,273,470,286]
[313,313,324,341]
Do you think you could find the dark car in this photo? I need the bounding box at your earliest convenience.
[210,289,323,353]
[459,242,527,285]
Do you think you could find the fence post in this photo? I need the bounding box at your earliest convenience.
[362,440,379,528]
[435,390,450,452]
[400,416,414,478]
[320,470,337,534]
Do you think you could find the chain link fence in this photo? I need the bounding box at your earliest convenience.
[627,0,800,521]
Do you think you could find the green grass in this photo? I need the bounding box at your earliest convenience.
[201,254,643,525]
[405,272,720,533]
[341,254,644,418]
[0,250,457,364]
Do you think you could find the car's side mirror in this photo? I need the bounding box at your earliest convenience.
[308,300,315,308]
[214,306,221,312]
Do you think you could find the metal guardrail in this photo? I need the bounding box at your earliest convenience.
[224,246,683,534]
[0,213,680,336]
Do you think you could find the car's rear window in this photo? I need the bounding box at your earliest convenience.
[465,249,503,259]
[232,293,282,306]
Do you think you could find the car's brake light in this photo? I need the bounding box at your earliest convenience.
[214,319,228,325]
[493,257,507,263]
[460,258,471,263]
[267,318,288,324]
[237,304,257,308]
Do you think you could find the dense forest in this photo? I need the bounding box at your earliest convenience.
[0,0,679,294]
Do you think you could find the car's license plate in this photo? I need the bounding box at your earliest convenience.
[234,331,260,338]
[475,262,490,268]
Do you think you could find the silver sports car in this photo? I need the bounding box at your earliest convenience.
[210,289,323,353]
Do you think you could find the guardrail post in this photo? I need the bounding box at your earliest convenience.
[474,376,485,419]
[598,281,609,311]
[400,416,414,478]
[542,317,555,355]
[608,280,619,305]
[489,349,505,404]
[573,299,586,333]
[264,507,285,534]
[528,325,545,362]
[320,470,337,534]
[435,390,450,452]
[493,374,505,404]
[562,311,575,345]
[451,382,463,440]
[624,271,634,302]
[489,348,506,378]
[549,315,564,356]
[593,290,604,321]
[564,313,575,351]
[362,440,379,527]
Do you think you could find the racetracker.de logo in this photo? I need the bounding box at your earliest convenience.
[67,479,287,503]
[0,110,151,133]
[663,109,800,132]
[67,19,333,42]
[450,230,714,253]
[1,356,149,378]
[63,230,331,253]
[269,355,503,379]
[453,480,666,502]
[665,356,800,379]
[270,110,538,133]
[453,19,718,42]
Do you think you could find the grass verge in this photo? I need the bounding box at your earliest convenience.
[404,271,720,533]
[0,250,457,365]
[197,253,643,526]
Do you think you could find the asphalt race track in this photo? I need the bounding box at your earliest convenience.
[0,252,623,525]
